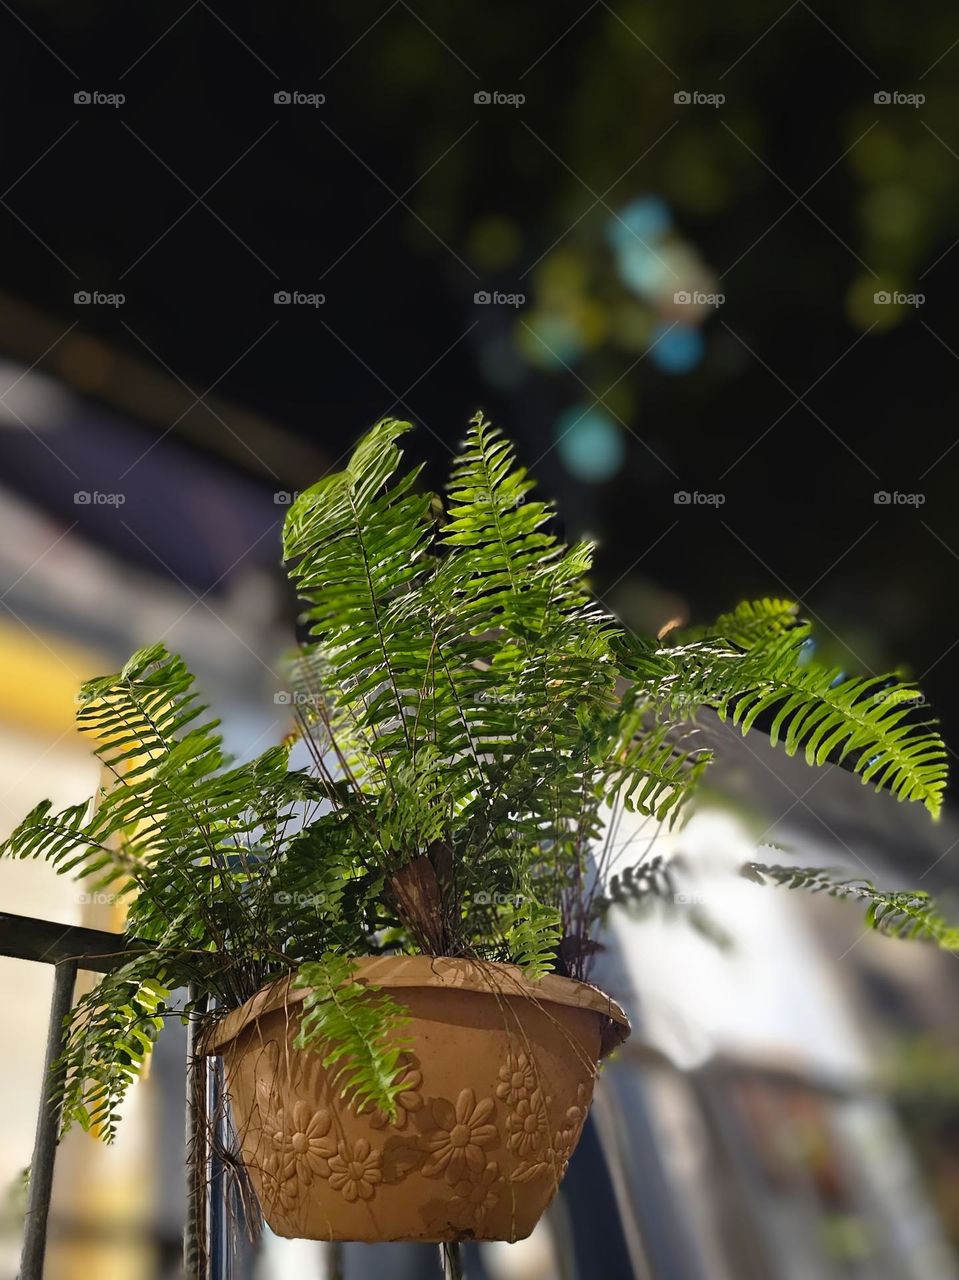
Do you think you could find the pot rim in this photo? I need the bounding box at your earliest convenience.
[201,954,630,1060]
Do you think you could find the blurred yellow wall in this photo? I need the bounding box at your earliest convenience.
[0,618,154,1280]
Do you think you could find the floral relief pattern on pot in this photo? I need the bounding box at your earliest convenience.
[419,1088,499,1182]
[447,1161,502,1231]
[510,1081,593,1184]
[270,1098,337,1181]
[255,1064,594,1190]
[506,1087,551,1157]
[495,1049,538,1109]
[234,1003,607,1240]
[260,1148,301,1216]
[327,1138,384,1202]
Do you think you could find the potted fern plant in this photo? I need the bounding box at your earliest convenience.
[3,413,951,1244]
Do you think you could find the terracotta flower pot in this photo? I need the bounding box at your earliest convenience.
[202,955,629,1243]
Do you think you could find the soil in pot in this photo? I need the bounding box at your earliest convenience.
[202,955,630,1243]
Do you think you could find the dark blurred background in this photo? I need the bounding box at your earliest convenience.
[2,2,957,714]
[2,5,959,1279]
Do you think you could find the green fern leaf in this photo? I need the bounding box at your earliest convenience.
[503,899,563,980]
[294,955,411,1118]
[744,863,959,950]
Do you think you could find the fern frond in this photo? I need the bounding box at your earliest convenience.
[0,799,101,871]
[503,899,563,980]
[57,961,172,1142]
[437,412,570,641]
[728,636,947,816]
[642,629,947,817]
[283,418,436,765]
[744,863,959,950]
[600,709,712,826]
[294,955,411,1119]
[0,644,232,888]
[704,597,804,649]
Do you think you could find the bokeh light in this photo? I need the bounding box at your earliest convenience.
[648,324,705,375]
[516,311,584,368]
[606,196,673,252]
[616,239,676,299]
[554,404,626,482]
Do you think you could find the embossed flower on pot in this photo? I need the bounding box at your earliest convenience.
[449,1161,502,1229]
[554,1081,590,1166]
[420,1088,497,1182]
[511,1082,591,1183]
[261,1148,300,1214]
[367,1058,424,1130]
[270,1099,336,1181]
[506,1088,549,1156]
[328,1139,383,1202]
[495,1050,538,1108]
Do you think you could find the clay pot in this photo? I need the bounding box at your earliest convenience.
[202,955,629,1242]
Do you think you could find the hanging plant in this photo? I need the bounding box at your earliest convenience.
[2,413,949,1243]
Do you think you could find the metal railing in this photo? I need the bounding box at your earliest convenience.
[2,911,467,1280]
[0,911,208,1280]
